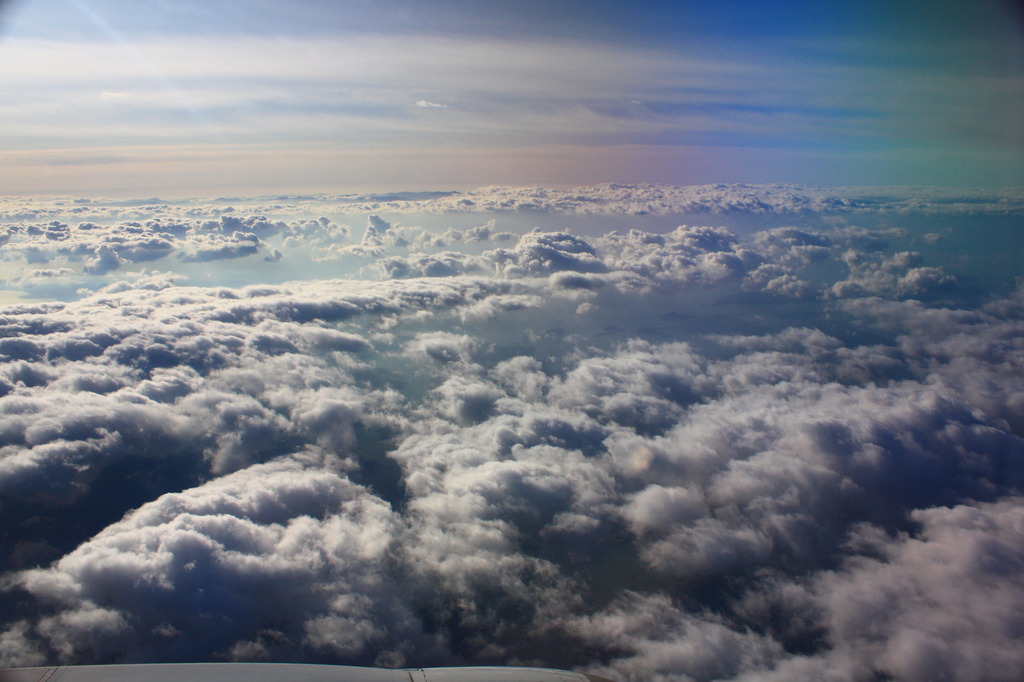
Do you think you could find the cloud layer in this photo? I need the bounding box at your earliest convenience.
[1,187,1022,681]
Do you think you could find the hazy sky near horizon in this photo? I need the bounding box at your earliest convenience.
[0,0,1023,196]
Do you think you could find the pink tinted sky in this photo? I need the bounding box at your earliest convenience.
[0,0,1022,196]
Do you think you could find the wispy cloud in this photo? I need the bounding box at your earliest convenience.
[0,30,1018,180]
[0,0,1020,191]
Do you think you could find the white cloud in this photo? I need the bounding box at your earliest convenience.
[564,592,785,682]
[810,499,1024,682]
[0,189,1021,679]
[12,451,427,665]
[274,184,1024,217]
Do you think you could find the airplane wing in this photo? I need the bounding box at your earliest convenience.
[0,664,616,682]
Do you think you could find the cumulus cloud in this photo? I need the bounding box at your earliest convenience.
[10,452,427,666]
[564,592,785,682]
[242,184,1024,217]
[15,184,1023,229]
[830,250,955,299]
[806,499,1024,682]
[178,231,263,263]
[0,187,1021,681]
[0,214,296,283]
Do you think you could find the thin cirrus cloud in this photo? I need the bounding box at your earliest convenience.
[0,34,1005,144]
[0,0,1021,192]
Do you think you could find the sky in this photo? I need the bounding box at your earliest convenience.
[2,3,1024,682]
[0,0,1022,196]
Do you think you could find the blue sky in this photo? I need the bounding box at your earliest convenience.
[0,0,1022,195]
